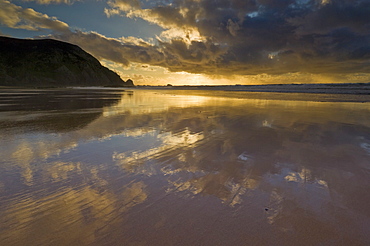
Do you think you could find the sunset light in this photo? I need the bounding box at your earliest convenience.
[1,0,370,85]
[1,1,369,245]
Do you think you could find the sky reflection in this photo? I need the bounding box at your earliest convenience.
[0,89,369,245]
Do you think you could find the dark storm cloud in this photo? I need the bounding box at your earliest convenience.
[44,0,369,76]
[50,30,226,75]
[291,0,370,35]
[51,31,165,66]
[2,0,369,76]
[99,0,370,75]
[159,39,226,69]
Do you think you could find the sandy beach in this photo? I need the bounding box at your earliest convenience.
[0,88,369,245]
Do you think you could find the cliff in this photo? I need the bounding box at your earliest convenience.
[0,36,134,87]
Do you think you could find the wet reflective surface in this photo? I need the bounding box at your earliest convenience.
[0,88,369,245]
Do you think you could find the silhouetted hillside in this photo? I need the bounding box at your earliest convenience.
[0,36,134,87]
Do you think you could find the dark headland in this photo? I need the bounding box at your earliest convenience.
[0,36,134,88]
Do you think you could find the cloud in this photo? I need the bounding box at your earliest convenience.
[0,0,69,32]
[51,30,165,66]
[51,29,230,75]
[2,0,370,79]
[290,0,370,35]
[107,0,141,12]
[100,0,370,76]
[22,0,78,4]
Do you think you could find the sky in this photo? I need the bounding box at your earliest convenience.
[0,0,370,85]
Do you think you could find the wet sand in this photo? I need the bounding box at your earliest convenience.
[0,88,369,245]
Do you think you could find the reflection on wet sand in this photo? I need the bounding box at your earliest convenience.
[0,89,369,245]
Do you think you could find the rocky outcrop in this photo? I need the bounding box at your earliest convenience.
[125,79,134,87]
[0,36,134,87]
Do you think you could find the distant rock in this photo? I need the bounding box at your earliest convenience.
[125,79,134,87]
[0,36,134,87]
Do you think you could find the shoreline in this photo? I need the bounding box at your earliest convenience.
[1,82,370,95]
[136,82,370,95]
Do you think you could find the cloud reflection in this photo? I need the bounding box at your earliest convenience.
[0,89,369,245]
[0,179,148,246]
